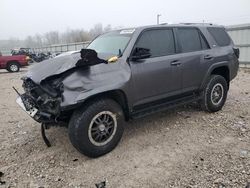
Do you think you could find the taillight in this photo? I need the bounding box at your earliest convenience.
[233,47,240,59]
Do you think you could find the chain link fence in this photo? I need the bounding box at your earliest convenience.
[31,41,91,53]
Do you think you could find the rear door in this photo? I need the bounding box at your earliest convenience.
[175,27,210,93]
[130,28,182,107]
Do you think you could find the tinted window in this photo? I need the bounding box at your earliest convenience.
[200,34,210,50]
[178,28,203,52]
[136,29,175,57]
[207,27,231,46]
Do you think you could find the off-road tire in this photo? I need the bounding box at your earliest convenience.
[201,75,228,112]
[68,98,124,158]
[7,62,20,72]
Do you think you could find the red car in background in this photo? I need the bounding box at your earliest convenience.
[0,53,29,72]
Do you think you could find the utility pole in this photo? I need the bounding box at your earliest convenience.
[157,14,161,25]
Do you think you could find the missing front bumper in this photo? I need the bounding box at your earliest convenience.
[16,96,38,117]
[15,94,55,123]
[16,96,52,147]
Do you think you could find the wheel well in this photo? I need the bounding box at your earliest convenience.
[7,61,20,67]
[211,66,230,87]
[80,90,130,121]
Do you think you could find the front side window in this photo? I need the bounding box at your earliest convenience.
[135,29,176,58]
[87,30,133,56]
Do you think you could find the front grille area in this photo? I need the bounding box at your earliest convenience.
[22,77,62,119]
[23,78,39,98]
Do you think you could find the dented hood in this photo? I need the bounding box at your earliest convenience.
[26,52,112,84]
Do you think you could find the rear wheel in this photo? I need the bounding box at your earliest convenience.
[7,62,20,72]
[201,75,228,112]
[68,98,124,158]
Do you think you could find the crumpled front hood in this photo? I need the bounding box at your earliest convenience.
[22,50,132,109]
[26,52,112,84]
[27,53,80,83]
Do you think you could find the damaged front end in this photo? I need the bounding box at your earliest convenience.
[19,76,63,123]
[15,47,131,148]
[14,30,133,151]
[14,76,63,147]
[15,49,118,123]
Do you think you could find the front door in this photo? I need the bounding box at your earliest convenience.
[130,28,182,107]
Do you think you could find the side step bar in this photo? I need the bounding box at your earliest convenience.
[131,94,201,119]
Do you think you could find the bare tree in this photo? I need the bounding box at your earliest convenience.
[34,34,44,47]
[89,23,103,38]
[65,29,89,43]
[44,31,60,45]
[0,24,113,51]
[104,24,112,32]
[4,37,23,49]
[24,36,37,48]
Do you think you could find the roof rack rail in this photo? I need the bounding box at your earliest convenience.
[180,22,213,25]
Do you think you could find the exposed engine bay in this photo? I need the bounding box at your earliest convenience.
[21,77,63,122]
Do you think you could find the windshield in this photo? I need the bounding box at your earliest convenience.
[87,30,134,56]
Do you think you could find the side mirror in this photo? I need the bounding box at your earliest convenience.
[131,47,151,60]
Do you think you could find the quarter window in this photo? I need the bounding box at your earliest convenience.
[207,27,231,46]
[136,29,176,57]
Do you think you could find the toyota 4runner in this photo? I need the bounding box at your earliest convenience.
[16,24,239,158]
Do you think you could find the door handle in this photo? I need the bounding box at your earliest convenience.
[204,55,213,60]
[171,60,181,66]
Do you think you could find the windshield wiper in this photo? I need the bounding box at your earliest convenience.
[118,49,122,57]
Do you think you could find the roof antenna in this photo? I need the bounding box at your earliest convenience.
[157,14,161,25]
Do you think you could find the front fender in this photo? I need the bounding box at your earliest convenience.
[60,61,131,108]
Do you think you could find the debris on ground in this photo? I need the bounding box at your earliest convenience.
[0,171,5,185]
[95,180,107,188]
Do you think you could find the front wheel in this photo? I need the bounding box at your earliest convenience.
[68,98,124,158]
[7,62,20,72]
[200,75,228,112]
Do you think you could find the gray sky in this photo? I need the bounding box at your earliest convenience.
[1,0,250,40]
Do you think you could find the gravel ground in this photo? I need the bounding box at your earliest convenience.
[0,67,249,188]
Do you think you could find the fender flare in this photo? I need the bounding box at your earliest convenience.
[6,60,21,68]
[73,89,130,120]
[200,61,230,90]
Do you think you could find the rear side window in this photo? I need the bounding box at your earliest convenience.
[200,34,210,50]
[207,27,231,46]
[136,29,175,57]
[178,28,206,53]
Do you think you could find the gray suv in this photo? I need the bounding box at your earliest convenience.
[16,24,239,158]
